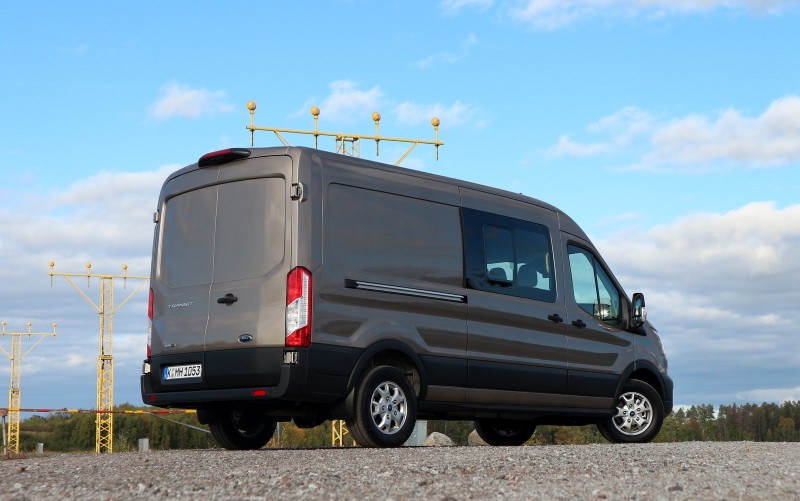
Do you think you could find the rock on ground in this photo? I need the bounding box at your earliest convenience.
[423,432,455,446]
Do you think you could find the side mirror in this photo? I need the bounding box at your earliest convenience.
[631,292,646,328]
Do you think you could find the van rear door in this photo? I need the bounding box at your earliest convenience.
[205,170,290,387]
[153,154,292,389]
[156,179,218,357]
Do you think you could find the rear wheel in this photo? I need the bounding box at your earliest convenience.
[597,379,664,443]
[348,366,417,448]
[209,408,276,450]
[475,419,536,446]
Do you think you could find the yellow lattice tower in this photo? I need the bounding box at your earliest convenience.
[331,419,357,447]
[49,261,148,453]
[1,321,57,455]
[246,101,443,166]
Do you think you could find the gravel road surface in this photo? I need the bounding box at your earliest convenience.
[1,442,798,500]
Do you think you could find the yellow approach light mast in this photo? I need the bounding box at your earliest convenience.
[49,262,148,453]
[1,322,57,455]
[245,101,443,165]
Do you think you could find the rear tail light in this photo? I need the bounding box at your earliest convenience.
[147,288,153,358]
[286,267,312,347]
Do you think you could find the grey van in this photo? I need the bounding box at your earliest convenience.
[141,146,673,449]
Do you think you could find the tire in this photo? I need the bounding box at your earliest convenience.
[209,407,276,450]
[475,419,536,446]
[347,366,417,448]
[597,379,664,444]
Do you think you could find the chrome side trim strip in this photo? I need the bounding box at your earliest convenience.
[345,279,466,303]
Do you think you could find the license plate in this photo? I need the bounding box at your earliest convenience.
[162,364,202,381]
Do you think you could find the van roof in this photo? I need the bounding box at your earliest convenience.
[164,146,591,241]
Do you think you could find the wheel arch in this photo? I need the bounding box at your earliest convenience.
[345,340,428,399]
[618,360,668,403]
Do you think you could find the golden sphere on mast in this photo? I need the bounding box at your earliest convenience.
[311,106,320,117]
[247,101,257,112]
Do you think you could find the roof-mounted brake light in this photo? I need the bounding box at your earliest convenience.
[198,148,251,168]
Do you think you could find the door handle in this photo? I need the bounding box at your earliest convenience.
[547,314,564,324]
[572,319,586,328]
[217,293,238,306]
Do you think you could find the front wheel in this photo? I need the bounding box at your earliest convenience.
[348,366,417,448]
[475,419,536,446]
[597,379,664,443]
[209,407,276,450]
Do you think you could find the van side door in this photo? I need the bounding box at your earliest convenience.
[461,192,568,407]
[561,235,635,409]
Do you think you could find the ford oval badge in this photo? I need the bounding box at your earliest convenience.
[238,334,254,343]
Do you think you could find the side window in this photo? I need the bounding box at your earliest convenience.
[568,245,622,326]
[464,208,556,302]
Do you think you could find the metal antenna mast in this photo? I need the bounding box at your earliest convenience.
[246,101,443,166]
[48,261,148,453]
[1,321,57,455]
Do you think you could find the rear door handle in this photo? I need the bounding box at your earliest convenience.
[217,293,238,306]
[572,319,586,328]
[547,314,564,324]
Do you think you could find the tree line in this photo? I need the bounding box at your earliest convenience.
[7,400,799,453]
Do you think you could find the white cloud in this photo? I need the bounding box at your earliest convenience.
[314,80,384,125]
[550,106,654,158]
[550,96,800,171]
[644,96,800,169]
[596,201,800,403]
[413,52,463,70]
[736,386,800,403]
[149,81,233,121]
[508,0,799,29]
[394,100,480,128]
[63,353,94,370]
[608,202,800,284]
[0,165,171,408]
[551,135,611,157]
[296,80,483,132]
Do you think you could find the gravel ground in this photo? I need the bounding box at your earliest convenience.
[1,442,798,500]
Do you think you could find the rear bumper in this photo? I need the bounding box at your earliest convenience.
[141,346,299,408]
[141,363,294,407]
[140,344,362,409]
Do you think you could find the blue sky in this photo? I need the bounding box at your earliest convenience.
[1,1,799,414]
